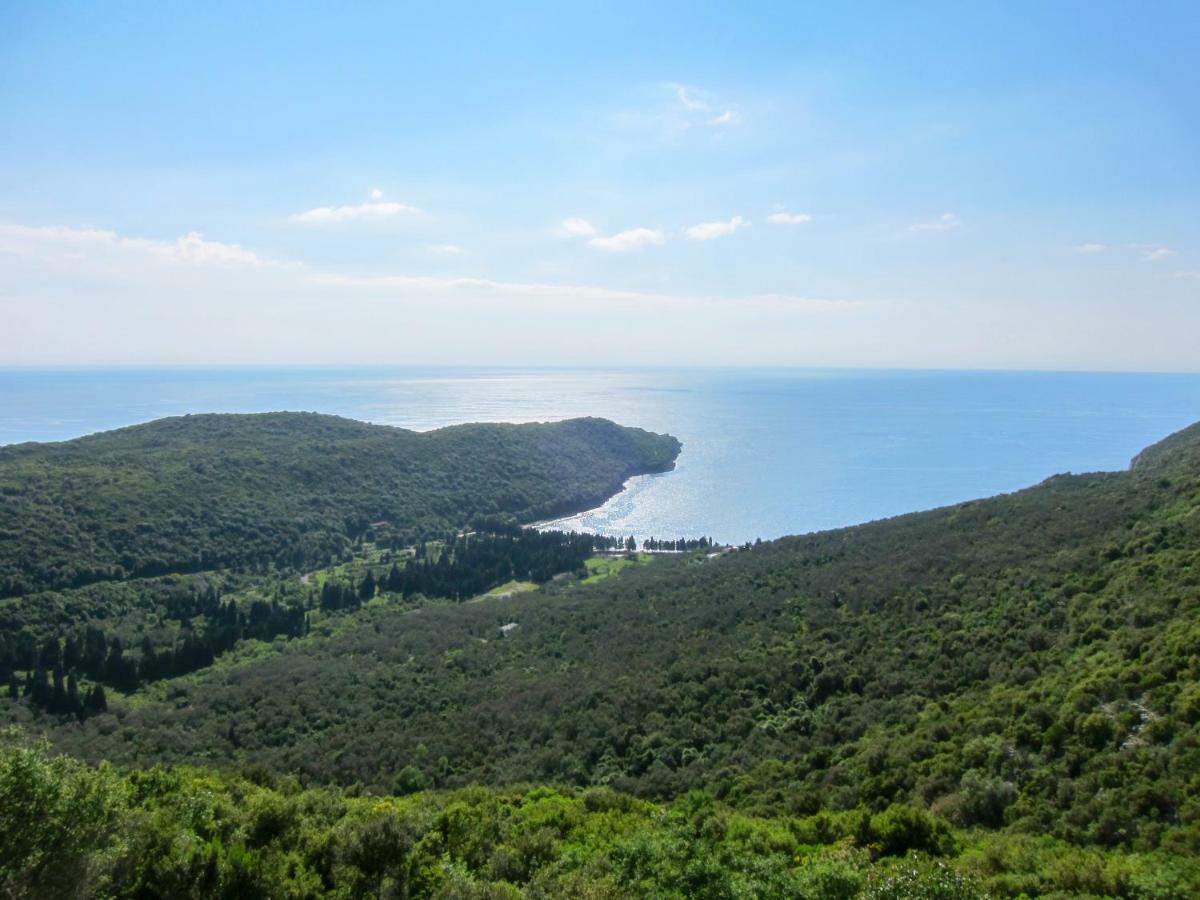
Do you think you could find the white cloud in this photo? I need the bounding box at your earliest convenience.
[664,83,739,128]
[1168,271,1200,281]
[673,84,710,112]
[314,270,868,314]
[1075,242,1107,254]
[0,219,927,367]
[588,227,666,252]
[15,218,1200,370]
[292,191,418,224]
[685,215,748,241]
[767,211,813,226]
[2,222,875,316]
[424,243,463,256]
[1139,246,1175,263]
[908,212,961,233]
[151,231,265,266]
[559,217,598,238]
[0,222,267,267]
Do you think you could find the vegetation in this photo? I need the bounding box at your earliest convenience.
[0,412,680,596]
[382,527,627,601]
[2,415,1200,895]
[582,553,656,584]
[8,732,1196,899]
[1,527,643,718]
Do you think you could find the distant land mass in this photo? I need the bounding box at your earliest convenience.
[2,413,1199,897]
[0,412,681,597]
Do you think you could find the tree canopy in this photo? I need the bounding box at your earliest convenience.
[3,414,1200,896]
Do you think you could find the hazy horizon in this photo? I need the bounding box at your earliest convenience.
[3,362,1200,376]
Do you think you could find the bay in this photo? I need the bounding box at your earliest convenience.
[2,366,1199,544]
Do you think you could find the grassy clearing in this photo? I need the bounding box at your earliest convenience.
[474,580,540,601]
[581,553,654,584]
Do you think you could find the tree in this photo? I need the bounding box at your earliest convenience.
[29,669,50,709]
[51,671,66,714]
[85,685,108,714]
[359,571,377,601]
[0,736,125,898]
[66,674,82,719]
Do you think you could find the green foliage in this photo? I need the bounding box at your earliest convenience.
[24,418,1199,860]
[0,413,680,595]
[5,735,1195,897]
[3,415,1200,893]
[0,729,126,898]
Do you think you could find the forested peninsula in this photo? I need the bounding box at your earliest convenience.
[0,412,680,596]
[3,414,1200,898]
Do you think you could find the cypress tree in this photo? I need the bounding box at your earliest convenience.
[67,672,82,717]
[63,635,81,670]
[86,684,108,713]
[31,667,51,708]
[51,669,66,713]
[359,570,377,601]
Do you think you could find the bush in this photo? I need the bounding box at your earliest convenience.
[0,733,126,898]
[870,804,956,857]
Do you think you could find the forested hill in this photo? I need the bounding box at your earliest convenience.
[4,419,1200,896]
[27,418,1200,852]
[0,413,680,596]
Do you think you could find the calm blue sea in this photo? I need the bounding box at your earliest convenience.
[2,367,1199,543]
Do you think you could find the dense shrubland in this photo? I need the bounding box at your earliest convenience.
[7,732,1196,899]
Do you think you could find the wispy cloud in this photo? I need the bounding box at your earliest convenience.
[908,212,961,233]
[0,222,269,267]
[685,215,748,241]
[424,243,463,256]
[666,82,739,128]
[673,84,710,112]
[1138,245,1175,263]
[1168,271,1200,281]
[1,220,888,365]
[292,191,418,224]
[588,227,666,252]
[316,270,870,313]
[2,220,881,314]
[1080,242,1183,264]
[559,217,598,238]
[767,210,812,226]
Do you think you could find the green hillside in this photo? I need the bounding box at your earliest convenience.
[0,413,681,596]
[2,416,1200,897]
[11,733,1195,899]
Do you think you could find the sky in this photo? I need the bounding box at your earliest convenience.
[0,1,1198,370]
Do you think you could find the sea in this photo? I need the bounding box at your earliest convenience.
[3,367,1199,544]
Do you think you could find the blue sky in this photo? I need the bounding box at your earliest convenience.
[1,1,1197,369]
